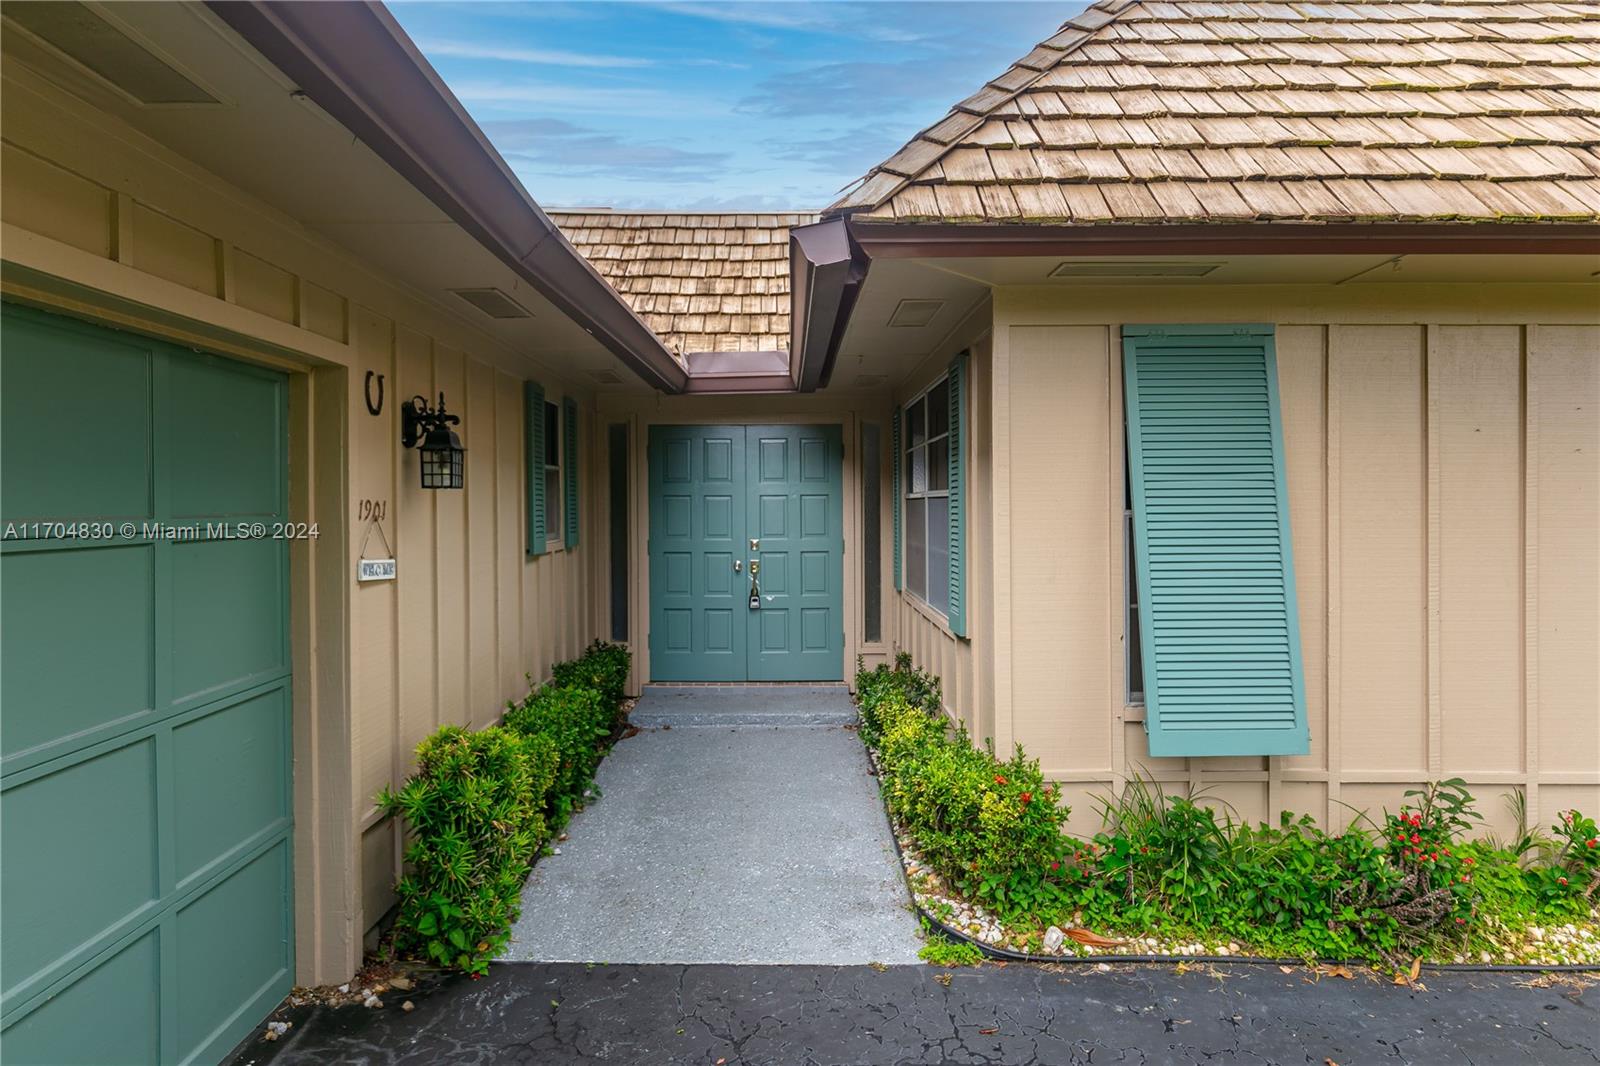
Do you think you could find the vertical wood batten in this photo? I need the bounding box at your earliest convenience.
[1326,326,1343,829]
[1524,325,1539,825]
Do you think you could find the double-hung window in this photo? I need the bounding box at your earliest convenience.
[903,377,950,614]
[896,353,968,635]
[543,401,562,549]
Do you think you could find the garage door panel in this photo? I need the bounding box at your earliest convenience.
[173,684,291,890]
[1,542,155,768]
[0,306,292,1064]
[176,840,292,1066]
[170,537,287,704]
[0,739,160,1006]
[1,314,153,523]
[168,354,286,520]
[0,927,161,1066]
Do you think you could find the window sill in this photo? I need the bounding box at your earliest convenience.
[1122,703,1146,724]
[901,590,963,641]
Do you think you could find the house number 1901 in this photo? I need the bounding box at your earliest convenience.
[359,499,388,523]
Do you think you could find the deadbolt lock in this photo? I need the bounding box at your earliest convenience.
[749,560,760,575]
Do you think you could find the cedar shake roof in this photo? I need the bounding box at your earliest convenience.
[549,211,820,355]
[829,0,1600,224]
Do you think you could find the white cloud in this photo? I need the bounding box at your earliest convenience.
[415,38,655,68]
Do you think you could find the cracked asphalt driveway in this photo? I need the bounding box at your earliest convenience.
[229,962,1597,1065]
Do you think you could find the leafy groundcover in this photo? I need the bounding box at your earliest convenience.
[380,640,631,974]
[858,654,1600,971]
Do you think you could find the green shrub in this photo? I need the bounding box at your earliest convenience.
[379,726,555,975]
[503,683,613,829]
[854,656,1598,966]
[551,639,631,716]
[383,642,633,974]
[856,653,941,745]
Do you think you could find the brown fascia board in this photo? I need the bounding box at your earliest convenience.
[206,0,688,395]
[845,221,1600,259]
[789,219,869,393]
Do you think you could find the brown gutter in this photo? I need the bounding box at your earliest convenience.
[207,0,689,394]
[846,221,1600,260]
[788,219,868,393]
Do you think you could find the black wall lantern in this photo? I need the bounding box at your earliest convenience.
[401,393,465,490]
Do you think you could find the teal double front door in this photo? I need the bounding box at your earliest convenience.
[648,425,844,682]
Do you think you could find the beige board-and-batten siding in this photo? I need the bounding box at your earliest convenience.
[1,61,602,985]
[957,284,1598,839]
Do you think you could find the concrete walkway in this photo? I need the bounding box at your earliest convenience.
[231,962,1600,1065]
[500,685,921,965]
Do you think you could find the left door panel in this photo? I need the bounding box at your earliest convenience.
[0,305,293,1065]
[647,425,748,681]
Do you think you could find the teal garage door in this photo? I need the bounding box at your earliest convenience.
[648,425,844,682]
[1,305,293,1065]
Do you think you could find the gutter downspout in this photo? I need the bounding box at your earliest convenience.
[207,0,688,395]
[788,218,869,393]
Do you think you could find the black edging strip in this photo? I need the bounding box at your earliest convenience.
[869,734,1600,975]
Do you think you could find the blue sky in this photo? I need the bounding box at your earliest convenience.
[389,2,1076,210]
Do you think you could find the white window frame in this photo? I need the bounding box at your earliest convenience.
[544,399,563,551]
[902,373,952,618]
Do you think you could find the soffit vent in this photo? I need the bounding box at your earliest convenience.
[587,368,623,385]
[451,287,533,319]
[4,2,218,106]
[888,298,945,328]
[1049,261,1223,279]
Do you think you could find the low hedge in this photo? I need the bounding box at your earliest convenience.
[382,641,631,974]
[503,683,612,830]
[857,654,1600,966]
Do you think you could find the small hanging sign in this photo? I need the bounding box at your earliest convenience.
[357,513,397,583]
[359,558,397,582]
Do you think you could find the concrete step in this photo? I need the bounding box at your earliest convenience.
[629,684,858,727]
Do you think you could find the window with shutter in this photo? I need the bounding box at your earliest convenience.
[1123,325,1308,757]
[525,380,546,555]
[899,360,968,634]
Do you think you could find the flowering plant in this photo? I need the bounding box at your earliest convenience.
[1535,808,1600,907]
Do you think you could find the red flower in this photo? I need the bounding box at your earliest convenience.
[1559,877,1569,886]
[1431,852,1439,861]
[994,775,1007,785]
[1411,834,1421,845]
[1020,792,1033,804]
[1395,833,1407,843]
[1456,917,1466,924]
[1050,861,1061,871]
[1140,846,1149,854]
[1459,875,1468,883]
[1464,856,1475,865]
[1587,839,1597,848]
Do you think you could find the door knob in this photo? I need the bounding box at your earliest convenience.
[733,559,742,573]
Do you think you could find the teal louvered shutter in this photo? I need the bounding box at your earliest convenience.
[563,395,580,548]
[525,380,546,556]
[1123,325,1307,757]
[891,405,902,591]
[946,352,967,637]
